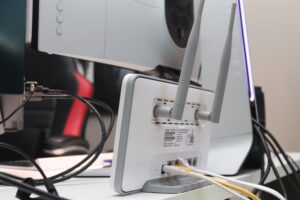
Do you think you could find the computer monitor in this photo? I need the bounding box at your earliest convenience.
[32,0,201,80]
[200,0,255,175]
[0,0,26,133]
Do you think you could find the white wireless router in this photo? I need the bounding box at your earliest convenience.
[111,1,237,194]
[110,74,214,194]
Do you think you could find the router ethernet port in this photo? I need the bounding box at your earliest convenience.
[170,160,176,166]
[161,165,166,174]
[192,158,198,166]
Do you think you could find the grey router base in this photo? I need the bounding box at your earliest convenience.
[142,175,210,194]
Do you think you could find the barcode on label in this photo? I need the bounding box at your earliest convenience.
[164,132,175,142]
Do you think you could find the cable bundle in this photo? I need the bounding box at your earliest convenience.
[252,119,300,199]
[162,116,300,200]
[163,158,286,200]
[0,83,115,200]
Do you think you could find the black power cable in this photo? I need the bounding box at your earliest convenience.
[252,125,288,199]
[265,136,300,195]
[33,92,114,185]
[46,94,113,184]
[287,155,300,171]
[0,85,114,199]
[84,97,115,138]
[0,173,68,200]
[252,119,300,187]
[255,159,271,193]
[254,154,271,196]
[0,91,113,186]
[0,88,62,199]
[45,95,107,181]
[0,143,58,195]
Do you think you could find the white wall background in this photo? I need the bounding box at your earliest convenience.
[244,0,300,151]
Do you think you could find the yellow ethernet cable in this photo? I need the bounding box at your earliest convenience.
[177,157,286,200]
[212,178,260,200]
[175,166,260,200]
[163,165,249,200]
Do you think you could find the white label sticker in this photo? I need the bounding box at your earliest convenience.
[163,128,195,147]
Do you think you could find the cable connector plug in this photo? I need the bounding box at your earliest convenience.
[162,165,189,175]
[24,82,53,102]
[24,82,38,94]
[15,178,36,200]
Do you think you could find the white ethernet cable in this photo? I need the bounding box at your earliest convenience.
[177,158,286,200]
[162,165,249,200]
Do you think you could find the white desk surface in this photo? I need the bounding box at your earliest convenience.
[1,153,300,200]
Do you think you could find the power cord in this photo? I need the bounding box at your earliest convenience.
[264,136,300,194]
[0,82,114,199]
[33,92,114,184]
[5,86,114,185]
[253,119,300,185]
[0,143,58,196]
[0,83,63,199]
[252,125,288,199]
[0,172,68,200]
[252,119,300,198]
[258,159,271,186]
[287,155,300,171]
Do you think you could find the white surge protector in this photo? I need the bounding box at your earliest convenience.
[111,74,214,194]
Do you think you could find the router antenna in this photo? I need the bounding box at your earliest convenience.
[196,3,237,123]
[171,0,206,120]
[154,2,237,123]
